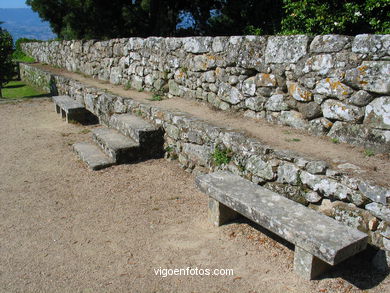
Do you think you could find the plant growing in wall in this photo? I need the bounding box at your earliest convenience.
[212,144,233,166]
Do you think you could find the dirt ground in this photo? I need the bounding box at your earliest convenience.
[0,99,389,293]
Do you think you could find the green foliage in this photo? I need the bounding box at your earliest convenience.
[150,94,163,101]
[212,145,233,166]
[364,149,375,157]
[12,38,40,62]
[281,0,390,35]
[0,27,14,98]
[331,137,340,144]
[1,80,48,100]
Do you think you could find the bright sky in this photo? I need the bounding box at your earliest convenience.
[0,0,28,8]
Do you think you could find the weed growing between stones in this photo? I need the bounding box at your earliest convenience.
[138,88,144,92]
[150,94,163,101]
[79,129,90,134]
[285,138,301,142]
[124,82,131,90]
[364,149,375,157]
[331,137,340,144]
[212,145,233,166]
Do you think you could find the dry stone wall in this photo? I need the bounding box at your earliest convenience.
[20,63,390,265]
[22,35,390,152]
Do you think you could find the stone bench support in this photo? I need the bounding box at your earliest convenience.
[52,95,87,123]
[197,171,368,280]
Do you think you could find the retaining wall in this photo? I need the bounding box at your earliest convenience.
[20,63,390,263]
[21,35,390,153]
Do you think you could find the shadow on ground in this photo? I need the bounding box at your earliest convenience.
[230,216,388,290]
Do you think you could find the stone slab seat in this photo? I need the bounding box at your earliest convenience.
[195,171,368,280]
[92,127,140,164]
[73,142,115,170]
[109,113,164,158]
[52,95,87,123]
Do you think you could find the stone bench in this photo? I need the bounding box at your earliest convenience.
[52,95,87,123]
[195,171,368,280]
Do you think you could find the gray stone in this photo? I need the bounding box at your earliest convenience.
[279,111,308,130]
[344,61,390,95]
[348,90,374,107]
[208,197,238,226]
[297,102,322,119]
[183,37,211,53]
[265,94,289,111]
[264,182,308,205]
[204,71,216,83]
[265,35,310,64]
[109,113,159,144]
[306,161,328,175]
[183,143,212,166]
[293,246,331,280]
[287,82,313,102]
[245,97,265,111]
[242,77,256,96]
[303,191,322,203]
[310,35,351,53]
[196,171,367,268]
[300,171,354,201]
[364,96,390,130]
[73,142,115,170]
[302,54,335,75]
[168,80,183,96]
[327,122,390,153]
[218,83,244,105]
[314,78,353,100]
[165,125,180,140]
[131,75,144,91]
[358,181,390,205]
[365,202,390,223]
[332,202,377,233]
[352,34,390,57]
[255,73,277,87]
[321,99,364,122]
[92,127,139,163]
[245,155,274,180]
[109,66,122,85]
[277,162,300,185]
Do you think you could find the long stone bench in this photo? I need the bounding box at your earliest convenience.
[52,95,88,123]
[195,171,368,280]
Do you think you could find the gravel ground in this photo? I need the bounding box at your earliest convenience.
[0,99,389,293]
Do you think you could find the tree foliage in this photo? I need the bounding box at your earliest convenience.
[26,0,389,39]
[0,25,14,98]
[281,0,390,35]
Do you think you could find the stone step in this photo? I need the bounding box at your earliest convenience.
[52,95,97,124]
[109,113,164,158]
[92,127,140,163]
[73,142,115,170]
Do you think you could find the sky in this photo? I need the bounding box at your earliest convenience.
[0,0,28,8]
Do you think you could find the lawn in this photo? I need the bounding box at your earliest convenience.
[1,80,49,100]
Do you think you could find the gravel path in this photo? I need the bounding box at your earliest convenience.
[0,99,389,292]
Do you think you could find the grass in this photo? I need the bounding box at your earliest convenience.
[149,94,164,101]
[363,149,375,157]
[1,80,48,100]
[285,138,301,142]
[13,55,35,63]
[331,137,340,144]
[212,146,233,166]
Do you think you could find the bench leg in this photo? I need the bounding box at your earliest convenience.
[293,246,331,280]
[55,104,61,114]
[208,197,238,226]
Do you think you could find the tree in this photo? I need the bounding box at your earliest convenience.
[281,0,390,35]
[0,25,14,98]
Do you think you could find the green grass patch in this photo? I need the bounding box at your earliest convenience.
[364,149,375,157]
[149,94,163,101]
[1,80,48,100]
[213,146,233,166]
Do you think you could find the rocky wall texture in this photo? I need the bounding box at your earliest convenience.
[20,63,390,267]
[21,35,390,153]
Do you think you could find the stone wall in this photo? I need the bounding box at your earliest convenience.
[20,63,390,263]
[21,35,390,153]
